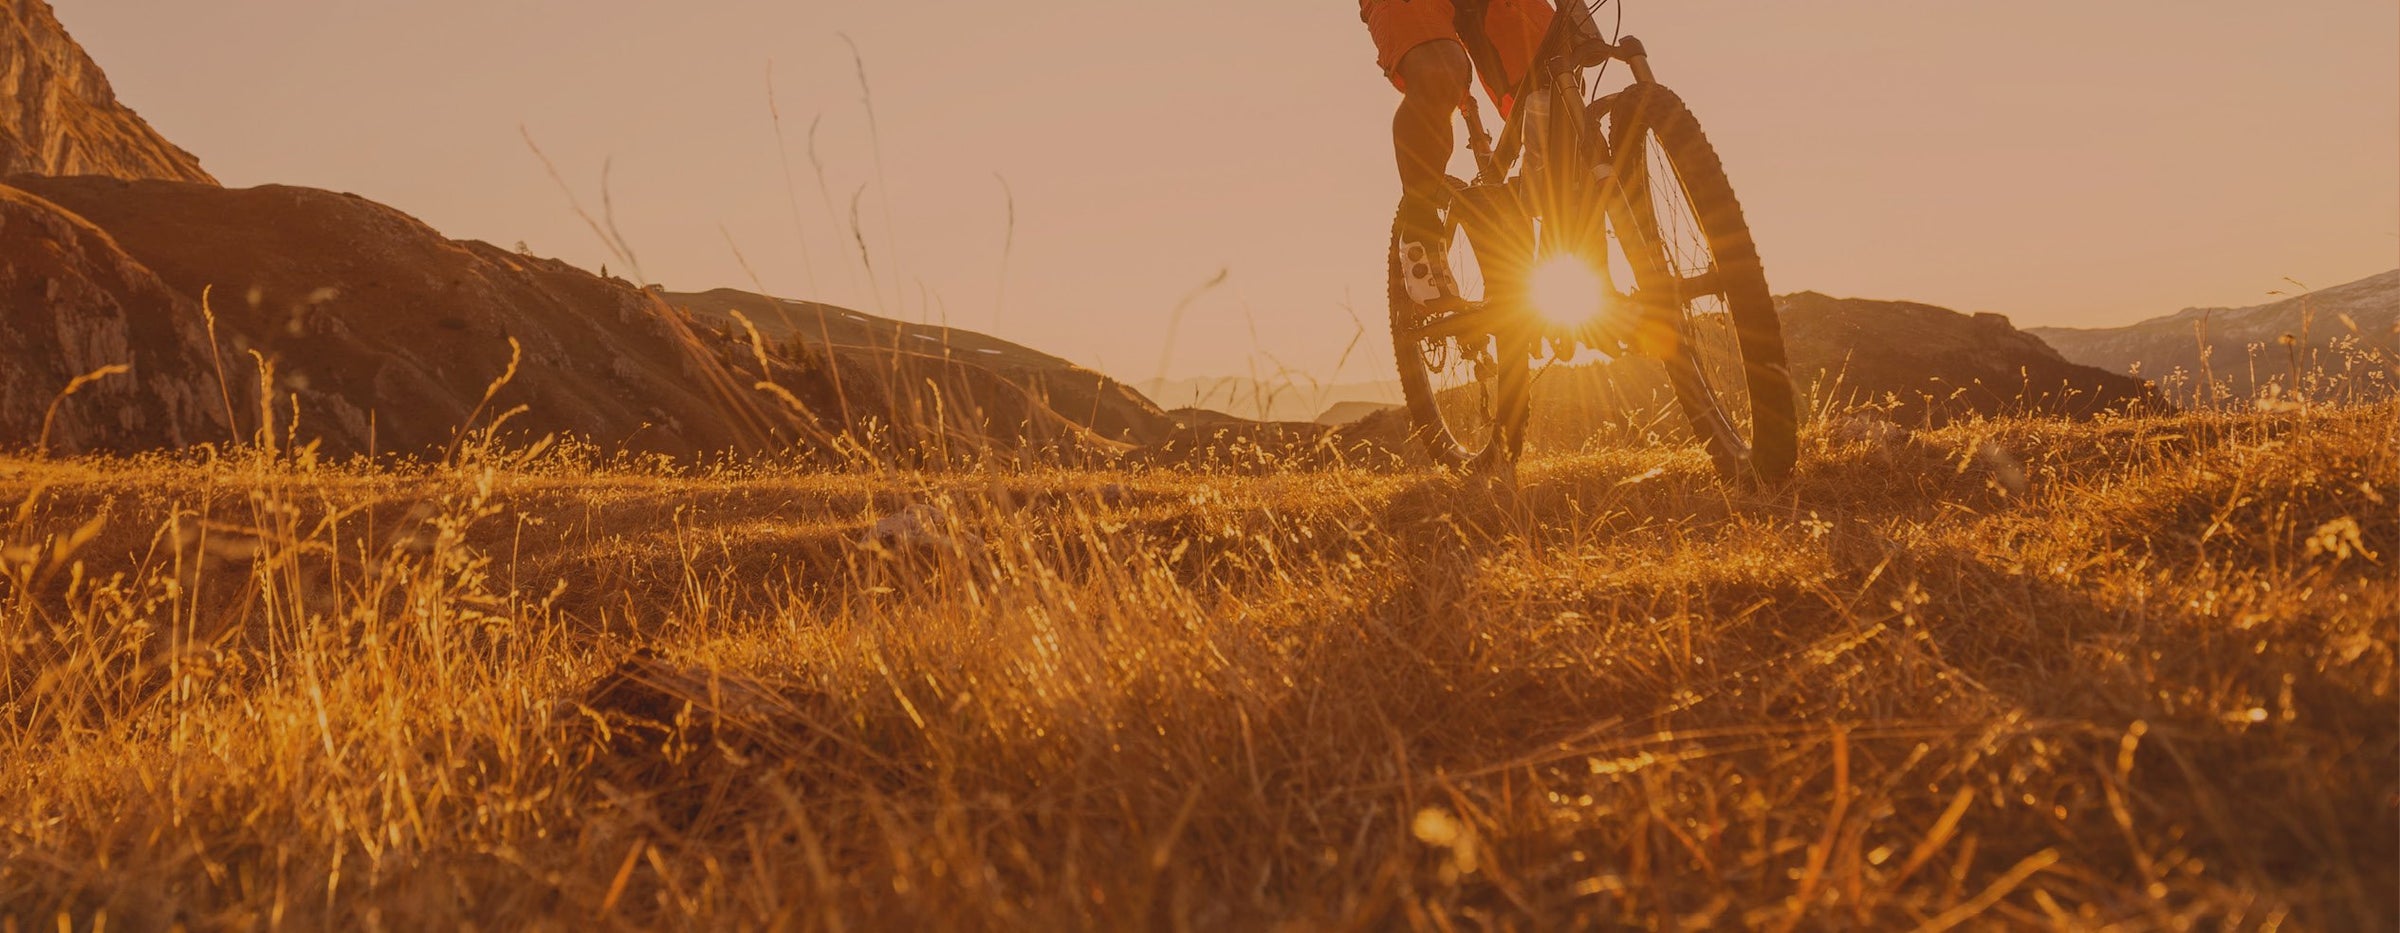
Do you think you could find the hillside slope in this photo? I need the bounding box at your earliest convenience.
[0,176,1172,460]
[669,289,1172,445]
[2030,269,2400,393]
[0,0,214,183]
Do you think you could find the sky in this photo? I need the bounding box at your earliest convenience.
[65,1,2400,383]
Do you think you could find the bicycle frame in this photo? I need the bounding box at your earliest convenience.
[1414,4,1668,357]
[1468,3,1652,188]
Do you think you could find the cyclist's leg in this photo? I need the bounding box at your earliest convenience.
[1391,41,1471,226]
[1363,0,1471,232]
[1389,42,1471,307]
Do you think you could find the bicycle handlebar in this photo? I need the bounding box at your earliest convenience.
[1569,35,1643,69]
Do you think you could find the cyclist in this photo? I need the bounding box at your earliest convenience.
[1362,0,1557,311]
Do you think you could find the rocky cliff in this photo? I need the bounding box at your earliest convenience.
[0,184,226,453]
[1,0,214,183]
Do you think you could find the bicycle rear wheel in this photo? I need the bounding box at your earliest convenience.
[1387,180,1533,472]
[1601,83,1798,485]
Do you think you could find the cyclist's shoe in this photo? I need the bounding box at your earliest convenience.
[1396,191,1468,313]
[1395,233,1466,313]
[1396,237,1453,304]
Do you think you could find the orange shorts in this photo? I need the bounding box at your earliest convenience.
[1362,0,1558,115]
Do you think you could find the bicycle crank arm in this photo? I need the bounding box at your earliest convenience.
[1537,292,1651,359]
[1412,302,1511,342]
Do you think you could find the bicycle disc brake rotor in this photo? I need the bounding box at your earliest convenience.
[1471,344,1501,416]
[1421,336,1450,372]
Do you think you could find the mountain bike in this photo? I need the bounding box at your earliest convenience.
[1387,0,1798,485]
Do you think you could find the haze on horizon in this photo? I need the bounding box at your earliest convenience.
[65,1,2399,384]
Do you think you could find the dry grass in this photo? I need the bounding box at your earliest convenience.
[0,400,2393,930]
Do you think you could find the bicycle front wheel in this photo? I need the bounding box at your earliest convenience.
[1602,83,1798,485]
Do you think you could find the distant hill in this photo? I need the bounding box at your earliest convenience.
[2029,270,2400,396]
[0,0,215,183]
[1315,401,1403,426]
[0,0,2270,469]
[1505,293,2159,452]
[1135,376,1404,424]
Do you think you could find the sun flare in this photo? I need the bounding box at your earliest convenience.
[1529,254,1609,329]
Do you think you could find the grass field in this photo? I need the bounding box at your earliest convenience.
[1,403,2393,929]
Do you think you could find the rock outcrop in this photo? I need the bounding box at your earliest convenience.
[1776,292,2162,423]
[6,175,844,459]
[0,0,215,184]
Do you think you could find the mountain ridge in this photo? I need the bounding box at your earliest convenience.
[2029,269,2400,391]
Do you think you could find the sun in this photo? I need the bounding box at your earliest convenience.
[1528,254,1608,329]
